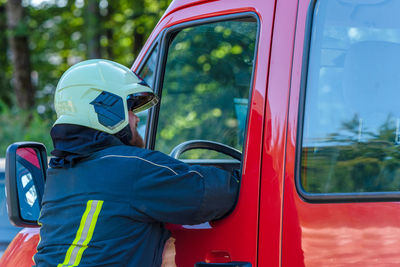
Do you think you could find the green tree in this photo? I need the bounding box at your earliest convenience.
[6,0,35,110]
[0,0,172,156]
[0,2,12,107]
[86,0,101,58]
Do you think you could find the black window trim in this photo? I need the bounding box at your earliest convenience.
[295,0,400,203]
[143,12,261,164]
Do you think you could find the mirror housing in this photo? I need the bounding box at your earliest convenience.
[5,142,47,227]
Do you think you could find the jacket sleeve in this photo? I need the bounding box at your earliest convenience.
[129,149,239,225]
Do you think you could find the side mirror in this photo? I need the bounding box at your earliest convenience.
[5,142,47,227]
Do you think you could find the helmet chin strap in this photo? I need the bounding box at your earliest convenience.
[114,124,133,145]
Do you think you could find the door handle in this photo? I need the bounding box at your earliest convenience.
[195,262,252,267]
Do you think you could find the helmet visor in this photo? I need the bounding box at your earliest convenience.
[127,92,159,113]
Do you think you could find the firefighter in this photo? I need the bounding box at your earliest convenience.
[34,59,239,266]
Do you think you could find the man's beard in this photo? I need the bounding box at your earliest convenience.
[130,128,145,148]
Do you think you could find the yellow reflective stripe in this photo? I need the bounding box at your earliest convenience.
[58,200,103,267]
[58,201,92,267]
[72,201,103,266]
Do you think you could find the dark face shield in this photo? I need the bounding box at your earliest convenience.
[126,92,159,113]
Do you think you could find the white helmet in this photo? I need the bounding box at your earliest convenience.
[54,59,158,134]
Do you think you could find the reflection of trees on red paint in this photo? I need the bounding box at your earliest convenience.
[302,115,400,193]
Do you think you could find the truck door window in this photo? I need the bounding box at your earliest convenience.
[299,0,400,199]
[139,45,158,87]
[137,45,158,138]
[155,18,258,159]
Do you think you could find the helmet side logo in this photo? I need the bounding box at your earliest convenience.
[90,91,125,129]
[56,100,75,114]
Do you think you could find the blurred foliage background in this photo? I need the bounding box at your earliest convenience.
[153,19,257,157]
[0,0,172,155]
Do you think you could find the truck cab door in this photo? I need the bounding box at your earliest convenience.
[132,1,276,266]
[281,0,400,266]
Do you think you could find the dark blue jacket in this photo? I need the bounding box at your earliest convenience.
[34,125,239,266]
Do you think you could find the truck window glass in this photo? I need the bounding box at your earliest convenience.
[155,18,257,159]
[137,45,158,138]
[300,0,400,194]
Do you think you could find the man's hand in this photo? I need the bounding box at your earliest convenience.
[162,237,176,267]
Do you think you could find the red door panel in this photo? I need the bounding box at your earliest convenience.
[282,0,400,266]
[132,0,276,266]
[0,228,40,267]
[257,0,299,266]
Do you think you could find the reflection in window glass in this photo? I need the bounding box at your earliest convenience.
[21,173,32,188]
[301,0,400,193]
[16,161,40,221]
[156,19,257,159]
[139,45,158,87]
[26,186,37,207]
[137,45,159,138]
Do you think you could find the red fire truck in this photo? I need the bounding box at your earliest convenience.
[2,0,400,266]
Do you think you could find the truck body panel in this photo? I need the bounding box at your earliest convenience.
[3,0,400,266]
